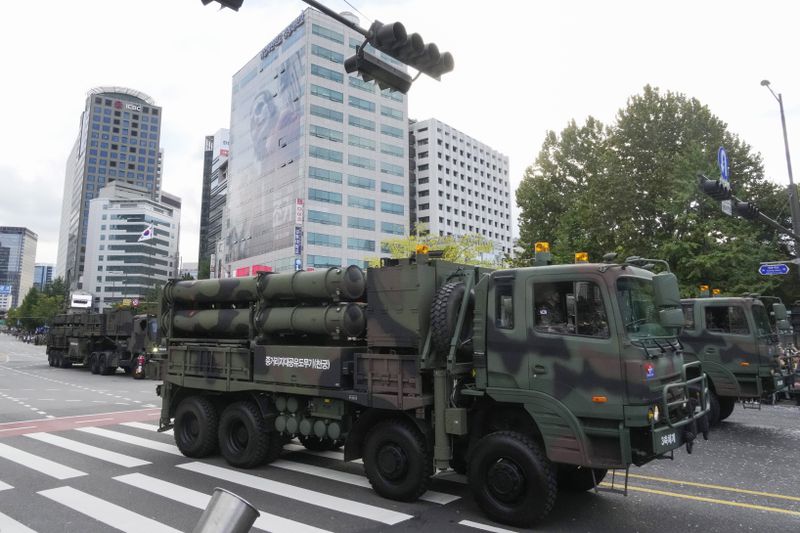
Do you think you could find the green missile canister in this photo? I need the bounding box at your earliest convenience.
[258,266,366,303]
[163,277,259,307]
[170,309,251,338]
[254,302,367,338]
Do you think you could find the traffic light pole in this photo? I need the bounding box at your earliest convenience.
[300,0,369,37]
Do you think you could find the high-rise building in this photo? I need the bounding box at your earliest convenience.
[225,9,409,275]
[82,181,180,311]
[0,227,38,311]
[198,129,229,278]
[33,263,54,291]
[409,118,512,257]
[57,87,163,291]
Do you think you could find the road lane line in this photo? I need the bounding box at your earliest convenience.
[627,473,800,503]
[0,480,12,491]
[270,458,460,505]
[601,482,800,517]
[178,461,413,525]
[114,473,332,533]
[75,417,114,424]
[76,426,183,455]
[0,426,36,433]
[0,442,86,479]
[26,432,150,468]
[38,486,182,533]
[459,520,518,533]
[0,511,37,533]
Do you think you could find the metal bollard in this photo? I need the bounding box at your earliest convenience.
[192,488,260,533]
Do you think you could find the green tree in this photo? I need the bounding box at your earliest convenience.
[373,224,498,267]
[517,85,793,297]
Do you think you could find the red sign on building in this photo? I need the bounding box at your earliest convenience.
[252,265,273,273]
[235,266,251,277]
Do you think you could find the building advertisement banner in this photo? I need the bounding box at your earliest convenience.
[0,285,11,295]
[295,199,304,226]
[294,227,303,255]
[235,266,251,277]
[252,265,273,273]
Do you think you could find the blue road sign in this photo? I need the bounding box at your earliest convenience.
[718,147,729,183]
[759,264,789,275]
[294,258,303,271]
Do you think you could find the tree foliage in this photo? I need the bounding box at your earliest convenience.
[372,224,499,267]
[517,85,796,299]
[6,278,66,332]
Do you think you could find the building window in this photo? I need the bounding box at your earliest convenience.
[380,124,404,139]
[348,174,375,190]
[308,210,342,226]
[348,76,375,93]
[311,63,344,83]
[380,143,404,158]
[348,216,375,231]
[309,145,343,163]
[310,104,344,123]
[309,124,343,143]
[347,237,375,251]
[308,254,342,268]
[311,84,344,103]
[308,232,342,248]
[311,23,344,44]
[348,115,375,131]
[381,201,404,215]
[381,221,404,235]
[381,182,404,196]
[348,134,376,151]
[380,161,404,177]
[309,166,343,184]
[309,188,342,205]
[348,154,375,170]
[311,44,344,64]
[380,105,403,121]
[348,96,375,112]
[348,195,375,211]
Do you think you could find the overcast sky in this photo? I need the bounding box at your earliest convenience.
[1,0,798,266]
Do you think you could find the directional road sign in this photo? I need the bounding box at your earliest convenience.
[759,264,789,275]
[718,147,729,183]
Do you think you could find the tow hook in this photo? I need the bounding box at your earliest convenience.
[682,428,696,454]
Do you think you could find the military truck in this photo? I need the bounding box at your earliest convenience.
[47,309,160,377]
[155,252,708,526]
[679,296,794,425]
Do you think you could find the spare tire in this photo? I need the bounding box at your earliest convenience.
[431,281,474,360]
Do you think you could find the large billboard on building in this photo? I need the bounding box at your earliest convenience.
[227,13,306,262]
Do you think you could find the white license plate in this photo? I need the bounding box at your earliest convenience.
[660,432,677,447]
[777,380,784,387]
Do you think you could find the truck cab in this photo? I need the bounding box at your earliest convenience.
[679,297,791,424]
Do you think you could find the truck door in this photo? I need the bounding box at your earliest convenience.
[486,274,529,389]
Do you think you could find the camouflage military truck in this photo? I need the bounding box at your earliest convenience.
[155,252,708,527]
[47,309,160,377]
[679,296,794,425]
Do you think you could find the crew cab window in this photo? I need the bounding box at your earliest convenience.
[705,306,749,335]
[534,281,609,337]
[495,279,514,329]
[682,304,695,330]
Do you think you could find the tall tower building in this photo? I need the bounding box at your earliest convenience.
[0,227,38,311]
[33,263,54,291]
[409,118,512,258]
[198,129,229,278]
[57,87,163,291]
[226,9,409,274]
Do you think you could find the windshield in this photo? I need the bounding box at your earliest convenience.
[148,319,159,341]
[616,277,676,338]
[751,304,774,337]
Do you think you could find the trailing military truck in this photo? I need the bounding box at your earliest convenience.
[47,309,160,377]
[679,296,795,424]
[155,251,709,526]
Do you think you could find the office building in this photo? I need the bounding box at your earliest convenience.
[198,129,229,278]
[82,181,180,311]
[33,263,54,291]
[409,118,512,257]
[57,87,163,291]
[225,9,409,274]
[0,227,38,311]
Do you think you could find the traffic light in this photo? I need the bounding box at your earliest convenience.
[734,201,759,220]
[344,48,413,93]
[200,0,243,10]
[699,177,732,201]
[367,21,454,80]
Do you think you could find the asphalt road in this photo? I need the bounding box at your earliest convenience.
[1,333,799,532]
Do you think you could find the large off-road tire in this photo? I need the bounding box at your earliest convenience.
[431,281,474,360]
[99,353,116,375]
[708,390,721,427]
[218,401,270,468]
[718,397,736,421]
[47,353,54,367]
[59,355,72,369]
[174,396,219,458]
[89,353,101,375]
[468,431,557,527]
[363,419,432,502]
[557,464,607,492]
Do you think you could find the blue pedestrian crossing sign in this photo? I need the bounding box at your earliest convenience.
[759,264,789,275]
[718,147,729,183]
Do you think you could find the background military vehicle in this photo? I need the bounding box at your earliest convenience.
[154,250,708,527]
[680,296,794,424]
[47,308,160,377]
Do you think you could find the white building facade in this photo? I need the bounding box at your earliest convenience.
[83,182,180,311]
[409,118,512,258]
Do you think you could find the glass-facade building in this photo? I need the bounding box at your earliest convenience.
[57,87,163,291]
[33,263,54,291]
[225,9,409,274]
[0,227,38,311]
[198,129,229,278]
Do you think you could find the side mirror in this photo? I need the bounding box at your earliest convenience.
[659,308,685,328]
[773,303,788,320]
[652,273,680,308]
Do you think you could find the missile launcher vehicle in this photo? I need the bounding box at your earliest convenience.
[155,251,709,526]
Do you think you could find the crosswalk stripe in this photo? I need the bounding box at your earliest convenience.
[0,480,12,491]
[114,473,332,533]
[25,432,150,468]
[0,442,86,480]
[270,458,460,505]
[38,486,181,533]
[458,519,518,533]
[75,427,183,455]
[284,443,351,461]
[121,421,173,435]
[0,511,37,533]
[178,461,413,525]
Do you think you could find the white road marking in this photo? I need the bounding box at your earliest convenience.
[75,417,113,424]
[0,480,12,491]
[76,426,183,455]
[0,426,36,433]
[0,511,37,533]
[114,473,332,533]
[38,486,182,533]
[178,461,413,525]
[0,442,86,480]
[459,520,519,533]
[26,432,150,468]
[121,421,173,435]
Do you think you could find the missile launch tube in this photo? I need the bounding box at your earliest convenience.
[254,303,367,338]
[170,309,252,339]
[258,266,366,302]
[163,278,259,307]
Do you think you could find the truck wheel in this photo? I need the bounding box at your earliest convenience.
[708,391,721,427]
[468,431,557,527]
[59,355,71,369]
[89,353,101,375]
[363,419,432,502]
[218,401,270,468]
[718,397,736,421]
[431,281,474,360]
[557,464,607,492]
[47,354,54,367]
[265,431,284,464]
[174,396,218,458]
